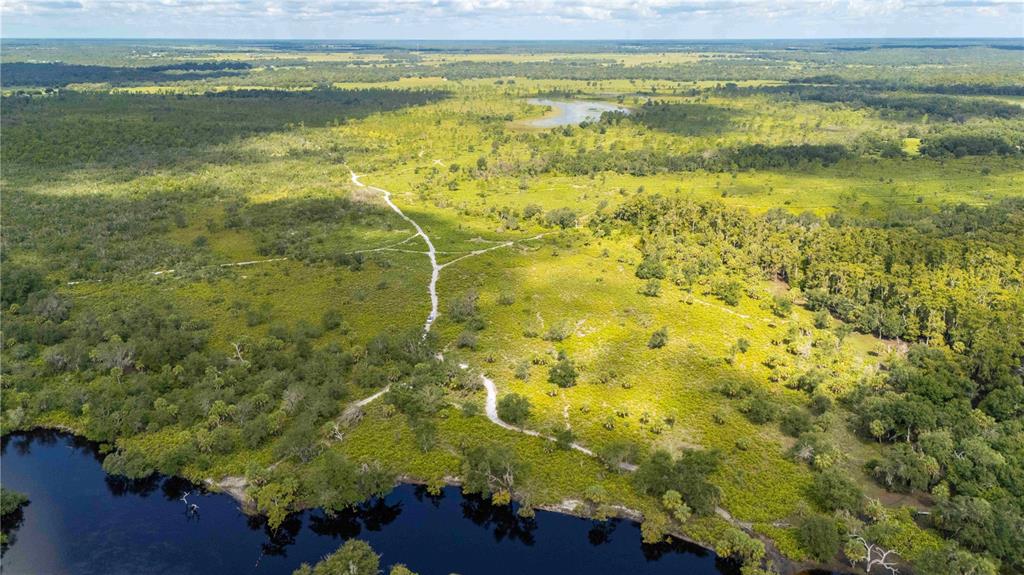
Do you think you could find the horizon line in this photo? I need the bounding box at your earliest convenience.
[3,36,1023,42]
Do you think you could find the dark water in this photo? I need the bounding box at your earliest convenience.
[1,431,740,575]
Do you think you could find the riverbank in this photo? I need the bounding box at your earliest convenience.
[2,429,745,575]
[9,419,843,575]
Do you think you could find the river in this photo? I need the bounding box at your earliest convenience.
[524,98,630,128]
[1,431,742,575]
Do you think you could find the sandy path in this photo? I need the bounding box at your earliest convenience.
[351,171,440,335]
[345,173,641,475]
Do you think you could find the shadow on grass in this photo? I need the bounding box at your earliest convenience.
[1,88,448,181]
[610,102,741,137]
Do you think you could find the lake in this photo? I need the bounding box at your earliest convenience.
[524,98,630,128]
[1,430,741,575]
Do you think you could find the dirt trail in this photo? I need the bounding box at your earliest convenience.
[234,169,762,553]
[476,368,638,471]
[345,171,632,471]
[351,171,440,335]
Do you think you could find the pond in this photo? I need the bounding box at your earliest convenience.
[1,431,742,575]
[524,98,630,128]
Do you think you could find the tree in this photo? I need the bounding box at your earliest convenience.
[798,514,841,561]
[634,449,721,516]
[0,488,29,517]
[917,543,998,575]
[462,444,523,502]
[254,479,298,532]
[0,488,29,551]
[635,254,665,279]
[497,393,531,426]
[596,440,639,471]
[845,530,902,575]
[321,309,343,331]
[867,443,939,493]
[548,352,578,388]
[712,278,743,306]
[276,414,322,464]
[933,496,994,551]
[448,289,479,323]
[716,527,765,565]
[661,489,692,523]
[809,468,863,513]
[302,451,362,511]
[1,263,47,307]
[523,203,543,219]
[544,207,577,229]
[293,539,380,575]
[813,309,832,329]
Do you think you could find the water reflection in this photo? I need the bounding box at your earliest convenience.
[587,520,617,546]
[524,98,631,128]
[2,431,743,575]
[460,494,538,545]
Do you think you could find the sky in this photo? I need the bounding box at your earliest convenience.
[2,0,1022,40]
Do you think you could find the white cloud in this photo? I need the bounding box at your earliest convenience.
[2,0,1020,37]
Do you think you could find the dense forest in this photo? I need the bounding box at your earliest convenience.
[1,88,447,172]
[610,195,1024,572]
[1,61,252,87]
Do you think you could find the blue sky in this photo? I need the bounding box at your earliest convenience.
[3,1,1022,39]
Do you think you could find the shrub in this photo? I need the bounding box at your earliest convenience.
[797,514,841,561]
[635,254,666,279]
[514,360,530,380]
[553,426,575,450]
[543,319,573,342]
[448,289,478,323]
[648,327,668,349]
[715,527,765,565]
[321,309,343,331]
[809,469,863,513]
[780,407,813,437]
[293,539,380,575]
[641,278,661,297]
[771,294,793,318]
[456,330,477,350]
[497,393,531,425]
[742,394,778,424]
[544,207,578,229]
[548,352,578,388]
